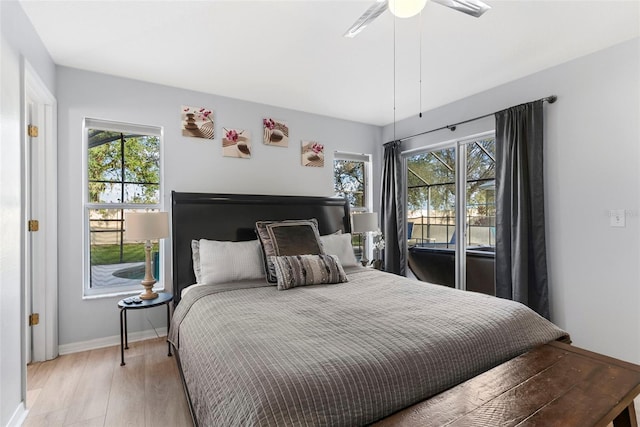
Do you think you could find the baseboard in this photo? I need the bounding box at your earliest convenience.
[58,327,168,355]
[7,402,27,427]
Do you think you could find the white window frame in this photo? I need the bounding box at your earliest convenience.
[82,118,164,298]
[333,151,372,213]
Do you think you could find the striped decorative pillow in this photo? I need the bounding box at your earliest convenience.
[256,219,324,283]
[270,254,348,290]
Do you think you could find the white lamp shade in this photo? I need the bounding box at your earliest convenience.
[351,212,379,233]
[125,211,169,241]
[389,0,428,18]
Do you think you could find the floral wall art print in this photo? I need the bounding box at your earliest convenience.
[301,141,324,167]
[181,106,214,139]
[263,118,289,147]
[222,128,251,159]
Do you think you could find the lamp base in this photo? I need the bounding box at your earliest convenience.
[139,280,158,300]
[359,234,369,267]
[139,289,158,300]
[139,241,158,300]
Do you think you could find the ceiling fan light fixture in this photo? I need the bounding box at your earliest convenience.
[389,0,428,18]
[345,0,489,38]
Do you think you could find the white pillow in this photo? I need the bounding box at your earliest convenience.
[191,240,202,283]
[320,233,359,267]
[198,239,265,284]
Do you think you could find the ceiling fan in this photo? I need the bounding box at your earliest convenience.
[344,0,491,38]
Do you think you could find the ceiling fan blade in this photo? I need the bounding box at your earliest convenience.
[430,0,491,17]
[344,0,388,38]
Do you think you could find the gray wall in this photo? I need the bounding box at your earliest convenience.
[0,1,56,424]
[56,66,381,346]
[382,38,640,364]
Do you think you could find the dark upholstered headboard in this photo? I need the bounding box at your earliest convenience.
[171,191,351,305]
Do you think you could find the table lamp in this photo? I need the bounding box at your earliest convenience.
[351,212,378,266]
[124,211,169,300]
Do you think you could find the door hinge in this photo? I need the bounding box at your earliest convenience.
[28,220,39,232]
[29,313,40,326]
[28,125,39,138]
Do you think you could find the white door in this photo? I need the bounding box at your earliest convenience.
[404,132,497,293]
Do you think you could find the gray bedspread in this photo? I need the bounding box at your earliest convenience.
[168,268,566,426]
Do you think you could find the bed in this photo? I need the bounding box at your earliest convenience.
[167,191,568,426]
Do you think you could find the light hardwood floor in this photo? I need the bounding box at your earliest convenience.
[24,338,192,427]
[24,338,640,426]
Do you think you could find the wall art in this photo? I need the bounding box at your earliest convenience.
[223,128,251,159]
[301,141,324,167]
[181,106,214,139]
[263,118,289,147]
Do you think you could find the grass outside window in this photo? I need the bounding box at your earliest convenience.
[90,242,159,266]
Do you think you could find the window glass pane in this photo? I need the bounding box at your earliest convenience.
[334,159,365,208]
[89,182,120,204]
[88,130,160,204]
[89,181,160,205]
[88,136,122,203]
[123,135,160,186]
[89,208,160,289]
[123,183,160,204]
[407,148,456,248]
[466,138,495,181]
[466,137,496,248]
[407,148,455,187]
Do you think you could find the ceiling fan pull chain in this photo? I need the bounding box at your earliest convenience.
[419,10,423,118]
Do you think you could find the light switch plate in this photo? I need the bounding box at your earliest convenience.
[609,210,626,227]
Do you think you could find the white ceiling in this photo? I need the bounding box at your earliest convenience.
[20,0,640,126]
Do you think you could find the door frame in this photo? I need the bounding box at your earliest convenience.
[23,59,58,363]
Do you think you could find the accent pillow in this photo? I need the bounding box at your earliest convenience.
[198,239,265,284]
[270,254,348,290]
[256,219,324,283]
[191,240,202,283]
[320,232,358,267]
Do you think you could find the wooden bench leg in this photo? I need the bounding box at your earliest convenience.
[614,401,638,427]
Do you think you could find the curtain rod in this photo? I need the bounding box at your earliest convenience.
[387,95,557,145]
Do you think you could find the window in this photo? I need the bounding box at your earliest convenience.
[83,119,162,297]
[333,152,371,213]
[334,151,372,262]
[407,146,457,247]
[465,137,496,248]
[406,136,495,249]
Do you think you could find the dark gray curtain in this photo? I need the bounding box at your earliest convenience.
[380,141,406,275]
[495,100,549,319]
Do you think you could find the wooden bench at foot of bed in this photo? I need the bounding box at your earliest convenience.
[375,341,640,427]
